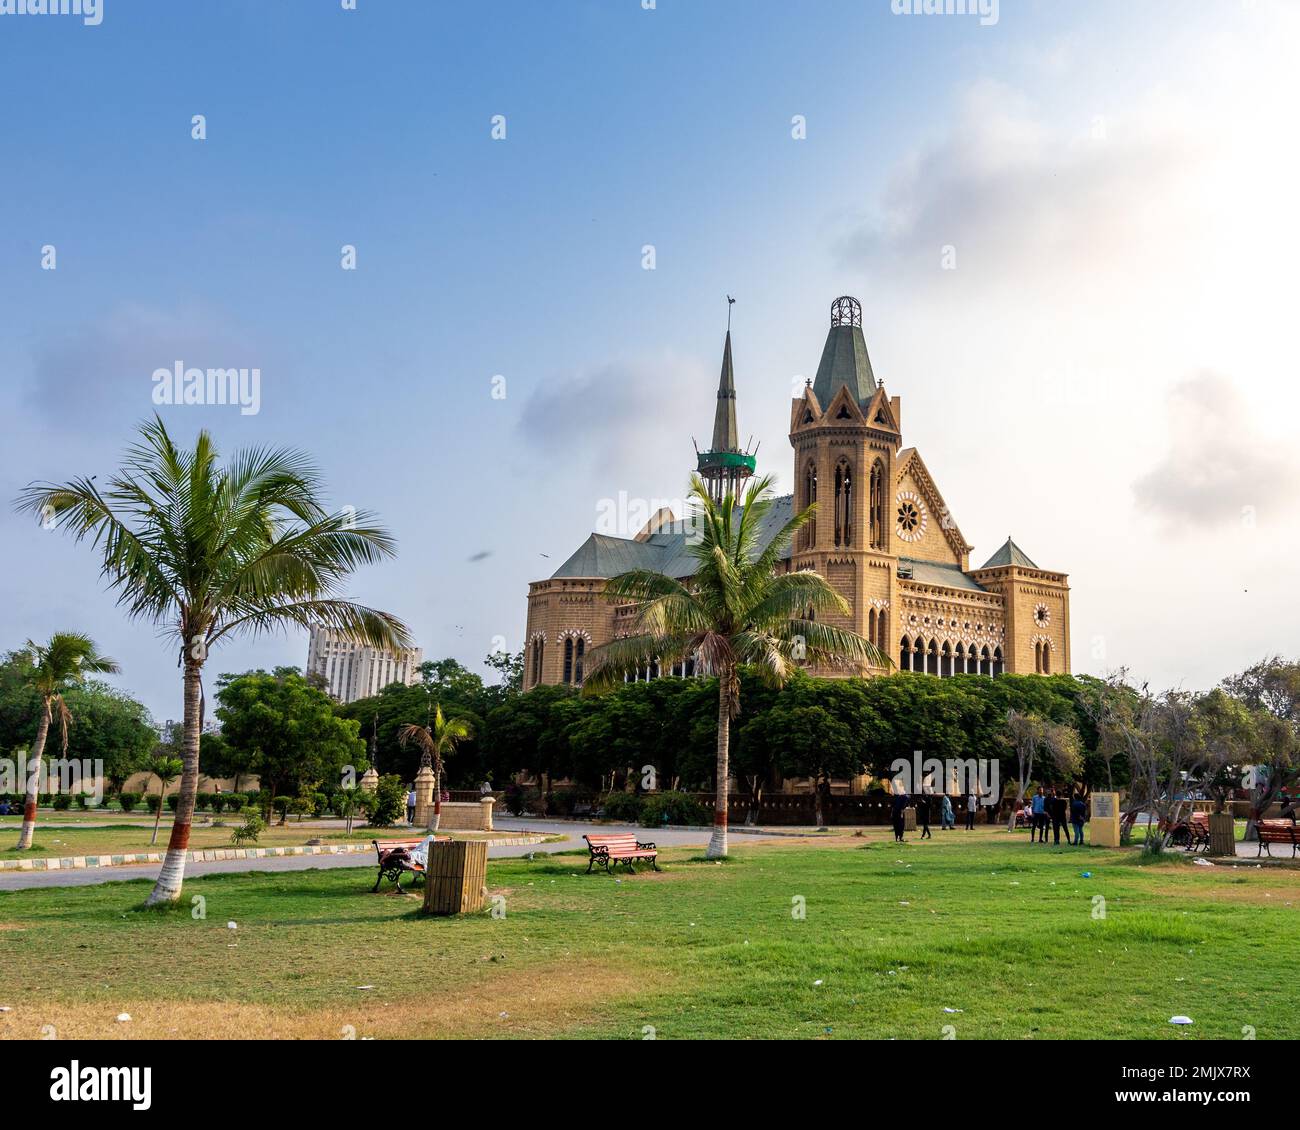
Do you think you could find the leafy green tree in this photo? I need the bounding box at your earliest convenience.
[1221,656,1300,837]
[17,416,408,904]
[484,648,524,695]
[483,683,577,791]
[10,633,119,850]
[215,668,366,806]
[584,474,886,858]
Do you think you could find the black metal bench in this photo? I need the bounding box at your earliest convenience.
[371,836,447,891]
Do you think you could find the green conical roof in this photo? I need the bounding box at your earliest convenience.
[812,296,878,409]
[979,537,1039,570]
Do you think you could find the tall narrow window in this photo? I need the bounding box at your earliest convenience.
[563,638,574,684]
[1041,642,1050,675]
[574,638,585,685]
[877,609,887,653]
[530,637,544,686]
[834,460,852,547]
[869,459,885,549]
[803,460,817,549]
[868,608,877,645]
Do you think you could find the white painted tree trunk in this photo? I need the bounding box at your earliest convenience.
[145,659,202,906]
[706,675,731,859]
[14,703,51,850]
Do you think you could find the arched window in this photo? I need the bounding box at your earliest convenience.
[563,638,574,684]
[530,636,544,686]
[575,637,585,685]
[1040,641,1050,675]
[993,646,1004,677]
[927,638,939,676]
[877,609,888,653]
[834,459,852,547]
[1034,640,1042,674]
[955,642,966,674]
[869,459,886,549]
[980,645,991,676]
[802,460,817,549]
[868,608,877,646]
[900,635,912,671]
[941,641,953,678]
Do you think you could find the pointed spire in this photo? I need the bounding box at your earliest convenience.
[711,330,739,453]
[813,295,879,408]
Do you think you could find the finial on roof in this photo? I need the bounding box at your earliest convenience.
[830,295,862,328]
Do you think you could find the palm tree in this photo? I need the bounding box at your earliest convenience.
[15,416,409,905]
[12,632,119,850]
[147,754,183,846]
[583,473,888,858]
[398,704,473,830]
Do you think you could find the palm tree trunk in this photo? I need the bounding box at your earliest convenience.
[14,702,51,850]
[145,660,202,905]
[431,755,442,831]
[706,673,731,859]
[150,784,163,845]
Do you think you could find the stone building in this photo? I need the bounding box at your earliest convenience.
[523,296,1069,688]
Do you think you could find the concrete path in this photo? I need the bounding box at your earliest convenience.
[0,818,797,892]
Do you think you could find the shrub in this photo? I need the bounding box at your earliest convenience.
[548,787,596,818]
[230,810,265,846]
[601,791,645,823]
[271,796,292,821]
[52,794,73,811]
[167,794,181,812]
[75,793,92,810]
[287,796,313,821]
[118,791,142,813]
[365,775,406,827]
[146,795,163,814]
[639,791,708,828]
[310,791,328,817]
[211,794,227,814]
[224,794,247,812]
[195,792,213,812]
[503,784,526,817]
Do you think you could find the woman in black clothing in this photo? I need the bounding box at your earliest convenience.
[891,790,909,842]
[915,794,931,839]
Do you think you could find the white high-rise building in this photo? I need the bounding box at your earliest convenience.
[306,625,423,703]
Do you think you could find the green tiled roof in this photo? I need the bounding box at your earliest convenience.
[551,495,795,581]
[812,322,878,409]
[978,537,1039,570]
[897,557,987,593]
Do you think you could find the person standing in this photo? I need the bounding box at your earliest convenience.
[916,794,932,840]
[1031,788,1047,843]
[1050,789,1069,845]
[941,793,955,830]
[406,786,417,825]
[891,789,909,843]
[1070,791,1087,845]
[965,789,978,831]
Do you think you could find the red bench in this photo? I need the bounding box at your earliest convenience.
[583,832,659,874]
[1255,820,1299,858]
[372,836,449,891]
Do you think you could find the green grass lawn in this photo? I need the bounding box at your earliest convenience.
[0,821,388,859]
[0,832,1295,1040]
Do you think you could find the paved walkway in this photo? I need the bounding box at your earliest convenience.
[0,818,797,892]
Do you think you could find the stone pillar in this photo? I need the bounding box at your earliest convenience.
[479,795,494,832]
[413,765,436,827]
[1089,791,1121,847]
[360,767,379,794]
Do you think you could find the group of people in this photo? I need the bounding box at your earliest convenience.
[890,789,983,842]
[1020,787,1088,845]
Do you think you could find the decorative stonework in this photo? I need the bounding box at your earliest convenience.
[1033,602,1051,628]
[895,490,928,542]
[554,627,594,645]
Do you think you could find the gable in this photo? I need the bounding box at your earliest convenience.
[893,449,972,566]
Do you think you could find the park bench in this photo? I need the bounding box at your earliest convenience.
[583,832,659,874]
[1184,812,1210,852]
[1255,820,1300,858]
[371,836,448,891]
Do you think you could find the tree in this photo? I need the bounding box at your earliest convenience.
[1001,709,1082,830]
[1126,690,1207,855]
[10,633,119,850]
[215,668,365,806]
[17,416,408,904]
[583,474,886,858]
[397,704,473,830]
[147,754,183,846]
[1222,657,1300,838]
[484,648,524,695]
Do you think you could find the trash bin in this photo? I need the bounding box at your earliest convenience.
[423,839,488,916]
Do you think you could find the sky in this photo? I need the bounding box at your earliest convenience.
[1,0,1298,721]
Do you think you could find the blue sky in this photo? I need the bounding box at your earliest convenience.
[3,0,1298,719]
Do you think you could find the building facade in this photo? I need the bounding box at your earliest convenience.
[305,624,424,704]
[523,296,1070,688]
